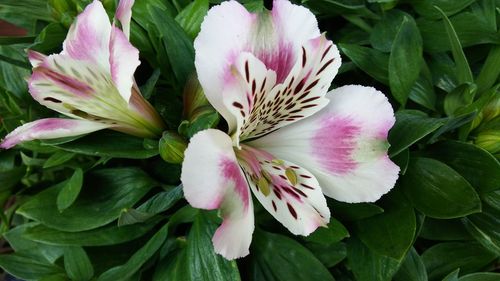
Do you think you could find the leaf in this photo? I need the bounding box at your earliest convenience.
[422,242,497,280]
[459,273,500,281]
[388,111,444,157]
[0,252,64,280]
[347,237,401,281]
[463,205,500,255]
[305,242,347,268]
[305,218,349,245]
[148,5,195,85]
[393,248,428,281]
[435,6,473,84]
[369,10,406,52]
[250,230,334,281]
[428,141,500,193]
[444,83,477,116]
[338,43,389,84]
[476,45,500,94]
[175,0,208,39]
[56,168,83,212]
[354,191,416,260]
[442,269,460,281]
[23,219,161,247]
[419,218,472,241]
[53,131,159,159]
[97,223,169,281]
[43,151,76,168]
[388,14,423,105]
[411,0,475,19]
[17,168,156,231]
[400,157,481,219]
[327,200,384,221]
[64,246,94,281]
[0,45,30,98]
[185,212,241,281]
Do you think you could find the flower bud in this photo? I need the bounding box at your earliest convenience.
[475,129,500,155]
[159,131,187,164]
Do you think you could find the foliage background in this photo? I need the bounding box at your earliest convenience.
[0,0,499,280]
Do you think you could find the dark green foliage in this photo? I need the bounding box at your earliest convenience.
[0,0,498,280]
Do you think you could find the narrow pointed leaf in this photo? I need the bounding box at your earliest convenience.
[64,246,94,281]
[57,168,83,212]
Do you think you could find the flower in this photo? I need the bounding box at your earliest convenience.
[0,0,165,149]
[181,0,400,259]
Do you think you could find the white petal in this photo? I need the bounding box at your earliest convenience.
[62,0,111,71]
[109,26,140,103]
[115,0,134,39]
[27,50,46,67]
[194,0,323,134]
[249,85,400,203]
[181,129,254,259]
[0,118,110,149]
[237,146,330,236]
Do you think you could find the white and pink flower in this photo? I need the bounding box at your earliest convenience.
[0,0,164,149]
[181,0,400,259]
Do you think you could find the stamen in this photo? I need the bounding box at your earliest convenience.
[257,176,271,196]
[285,168,297,186]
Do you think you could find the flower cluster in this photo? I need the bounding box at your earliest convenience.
[0,0,399,260]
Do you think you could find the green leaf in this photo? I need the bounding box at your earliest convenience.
[338,43,389,84]
[305,242,347,268]
[369,10,406,52]
[393,248,428,281]
[23,219,161,247]
[428,141,500,193]
[419,218,472,241]
[400,157,481,218]
[250,230,334,281]
[388,14,423,105]
[442,269,460,281]
[97,223,169,281]
[185,212,241,281]
[463,204,500,255]
[305,218,349,245]
[328,200,384,221]
[422,242,497,280]
[0,253,64,280]
[0,166,25,191]
[30,23,67,53]
[347,237,401,281]
[476,45,500,94]
[64,246,94,281]
[0,0,53,30]
[56,168,83,212]
[409,65,437,110]
[17,168,156,231]
[43,151,76,168]
[148,5,195,85]
[53,131,159,159]
[459,273,500,281]
[354,191,416,260]
[411,0,475,19]
[175,0,208,39]
[388,111,444,157]
[444,83,477,116]
[435,6,473,84]
[0,45,30,98]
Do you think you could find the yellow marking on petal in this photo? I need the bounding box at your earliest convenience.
[257,176,270,197]
[271,159,284,165]
[285,168,297,186]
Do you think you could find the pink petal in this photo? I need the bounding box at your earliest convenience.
[236,145,330,236]
[62,0,112,70]
[249,85,400,203]
[27,50,46,67]
[109,26,140,102]
[181,129,254,259]
[0,118,110,149]
[115,0,134,39]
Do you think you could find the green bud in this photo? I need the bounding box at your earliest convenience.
[476,130,500,155]
[159,131,188,164]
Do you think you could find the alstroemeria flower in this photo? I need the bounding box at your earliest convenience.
[181,0,400,259]
[0,0,165,149]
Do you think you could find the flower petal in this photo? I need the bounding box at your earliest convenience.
[249,85,400,203]
[62,0,111,70]
[194,0,323,135]
[181,129,254,259]
[115,0,134,39]
[109,26,140,102]
[237,146,330,235]
[0,118,111,149]
[223,36,339,142]
[28,50,46,67]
